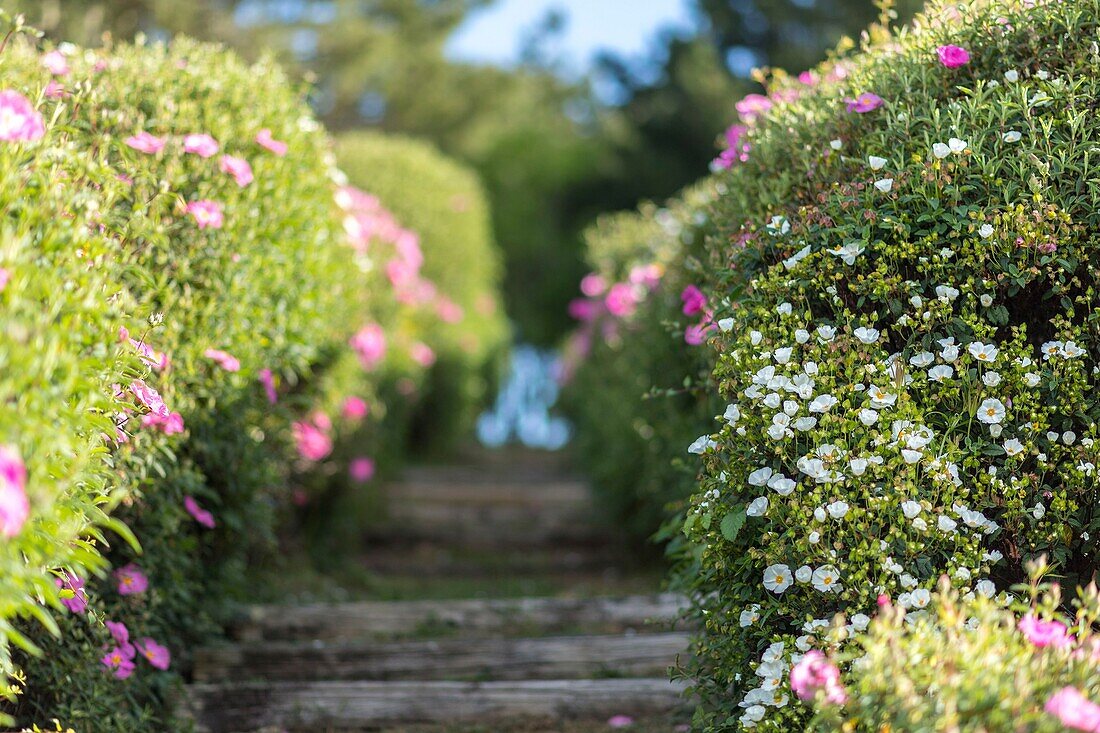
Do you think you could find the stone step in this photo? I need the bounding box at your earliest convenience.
[194,631,690,683]
[231,594,687,643]
[182,678,690,733]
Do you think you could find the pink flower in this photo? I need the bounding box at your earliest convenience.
[101,645,136,679]
[605,283,638,318]
[125,131,164,154]
[568,298,598,322]
[1019,614,1073,648]
[681,285,707,316]
[580,273,607,297]
[0,446,29,538]
[184,495,216,529]
[1045,687,1100,731]
[114,563,148,596]
[293,420,332,462]
[410,342,436,367]
[43,50,70,76]
[0,268,9,291]
[350,324,386,370]
[130,379,169,417]
[256,128,288,156]
[204,348,241,372]
[844,92,884,113]
[186,200,224,229]
[790,650,848,705]
[0,90,45,142]
[735,93,772,123]
[141,411,185,435]
[56,573,88,614]
[437,299,464,323]
[259,368,278,404]
[798,70,818,85]
[685,322,709,345]
[607,715,635,728]
[183,133,219,158]
[341,396,369,421]
[936,44,970,68]
[129,338,169,370]
[105,620,130,646]
[349,457,375,483]
[44,81,66,99]
[219,155,253,187]
[136,638,171,670]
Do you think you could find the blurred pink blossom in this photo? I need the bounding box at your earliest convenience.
[0,90,45,142]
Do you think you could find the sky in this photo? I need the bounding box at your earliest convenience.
[446,0,697,72]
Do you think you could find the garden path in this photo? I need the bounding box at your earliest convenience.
[182,448,691,732]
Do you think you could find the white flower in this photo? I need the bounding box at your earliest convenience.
[774,347,794,364]
[977,398,1006,424]
[811,565,841,593]
[792,417,818,431]
[763,564,793,593]
[795,634,813,651]
[980,293,994,307]
[1003,438,1025,456]
[809,394,838,413]
[1041,340,1063,360]
[747,497,770,517]
[724,404,742,424]
[909,588,931,608]
[1002,130,1022,143]
[829,139,843,150]
[750,469,775,490]
[854,327,880,344]
[901,449,922,464]
[739,605,761,627]
[827,242,865,265]
[850,613,870,631]
[868,385,897,409]
[927,365,954,382]
[901,501,922,519]
[814,507,826,522]
[817,325,837,342]
[975,580,996,598]
[868,155,888,170]
[808,531,820,544]
[968,342,999,363]
[949,137,968,153]
[1032,503,1046,519]
[979,224,994,238]
[768,475,797,496]
[874,178,894,193]
[1064,430,1078,444]
[989,424,1003,438]
[982,371,1002,387]
[767,216,790,236]
[795,329,811,344]
[938,515,958,532]
[688,435,717,454]
[777,302,793,316]
[795,565,812,583]
[936,285,960,302]
[1062,342,1086,359]
[1024,372,1041,387]
[909,351,934,368]
[932,142,952,159]
[763,393,782,409]
[750,330,764,346]
[761,641,785,664]
[849,457,869,475]
[718,317,735,332]
[1004,69,1019,82]
[858,408,880,425]
[827,500,849,519]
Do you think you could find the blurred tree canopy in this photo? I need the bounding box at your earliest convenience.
[14,0,917,345]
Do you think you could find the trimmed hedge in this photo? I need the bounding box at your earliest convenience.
[673,0,1100,729]
[562,183,722,545]
[0,25,486,731]
[335,131,509,456]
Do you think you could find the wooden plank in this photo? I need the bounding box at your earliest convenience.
[231,594,687,643]
[193,631,690,683]
[182,678,691,733]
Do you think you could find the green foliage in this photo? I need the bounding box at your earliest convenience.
[673,0,1100,728]
[334,130,509,455]
[809,573,1100,732]
[0,26,484,730]
[563,183,721,545]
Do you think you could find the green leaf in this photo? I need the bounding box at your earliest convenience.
[720,508,747,543]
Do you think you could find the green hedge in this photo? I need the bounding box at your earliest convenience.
[334,131,510,457]
[562,183,722,546]
[673,0,1100,728]
[0,25,482,730]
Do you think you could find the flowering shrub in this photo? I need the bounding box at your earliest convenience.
[676,0,1100,728]
[806,573,1100,732]
[0,21,492,730]
[334,131,509,457]
[562,183,723,543]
